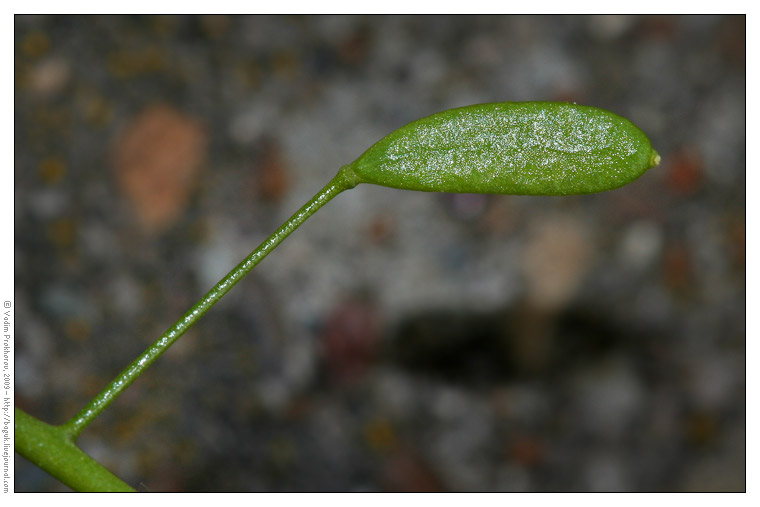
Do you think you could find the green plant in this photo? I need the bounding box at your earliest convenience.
[15,101,659,492]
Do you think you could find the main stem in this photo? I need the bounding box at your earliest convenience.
[61,167,356,439]
[15,407,136,492]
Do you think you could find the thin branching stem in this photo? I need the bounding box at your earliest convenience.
[15,407,136,492]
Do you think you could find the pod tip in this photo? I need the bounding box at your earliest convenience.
[651,150,661,168]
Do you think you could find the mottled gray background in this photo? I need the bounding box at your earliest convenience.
[15,15,745,492]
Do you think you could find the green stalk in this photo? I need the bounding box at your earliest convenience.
[15,407,136,492]
[62,167,355,438]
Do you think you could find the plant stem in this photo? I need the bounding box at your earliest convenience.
[61,167,356,439]
[15,407,136,492]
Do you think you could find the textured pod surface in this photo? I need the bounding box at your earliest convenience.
[347,102,660,196]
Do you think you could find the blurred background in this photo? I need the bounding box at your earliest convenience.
[14,15,745,492]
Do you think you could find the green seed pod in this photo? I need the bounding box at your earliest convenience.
[345,102,660,196]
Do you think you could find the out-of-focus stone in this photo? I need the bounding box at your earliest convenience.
[521,215,594,311]
[112,104,207,234]
[322,295,381,385]
[28,58,70,98]
[666,146,703,195]
[252,138,291,201]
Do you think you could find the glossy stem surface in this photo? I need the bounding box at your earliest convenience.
[62,168,355,438]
